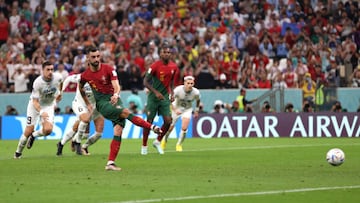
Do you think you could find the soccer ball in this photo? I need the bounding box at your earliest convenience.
[326,148,345,166]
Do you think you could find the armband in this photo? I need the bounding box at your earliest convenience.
[113,93,119,98]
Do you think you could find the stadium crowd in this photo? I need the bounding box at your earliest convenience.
[0,0,359,95]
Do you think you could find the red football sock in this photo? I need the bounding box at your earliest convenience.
[157,125,169,141]
[108,136,121,162]
[142,129,150,146]
[128,115,152,129]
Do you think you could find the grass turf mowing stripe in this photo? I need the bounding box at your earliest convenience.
[1,142,359,160]
[109,185,360,203]
[181,142,360,152]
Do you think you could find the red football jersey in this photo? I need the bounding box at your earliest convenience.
[148,60,179,94]
[80,63,117,95]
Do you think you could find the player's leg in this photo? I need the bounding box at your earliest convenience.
[176,109,192,152]
[62,120,79,145]
[14,125,34,158]
[118,100,160,155]
[82,114,104,155]
[27,105,54,149]
[122,109,161,133]
[161,124,174,150]
[152,101,172,154]
[141,98,157,154]
[161,111,179,150]
[105,97,161,134]
[73,112,91,155]
[105,123,124,171]
[97,97,161,155]
[15,102,38,158]
[157,100,173,141]
[57,120,79,156]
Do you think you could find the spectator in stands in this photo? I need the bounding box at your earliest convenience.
[351,65,360,87]
[195,58,216,89]
[326,56,340,87]
[5,105,18,115]
[55,107,61,115]
[231,23,246,59]
[331,101,344,112]
[225,100,241,113]
[272,73,288,89]
[257,69,272,89]
[284,103,297,113]
[64,106,73,115]
[216,73,231,89]
[0,0,358,96]
[302,99,314,112]
[267,59,281,82]
[54,62,69,80]
[0,11,9,46]
[275,36,289,59]
[211,100,226,114]
[301,72,317,101]
[127,63,143,90]
[126,88,144,114]
[240,66,258,89]
[261,101,274,113]
[198,102,207,114]
[245,27,259,57]
[283,60,298,88]
[11,64,28,93]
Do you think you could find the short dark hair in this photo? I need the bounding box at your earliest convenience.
[42,61,52,68]
[86,46,99,54]
[160,41,171,52]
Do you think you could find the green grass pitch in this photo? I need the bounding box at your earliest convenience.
[0,138,360,203]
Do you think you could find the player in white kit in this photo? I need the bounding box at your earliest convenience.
[56,73,104,156]
[14,61,63,158]
[161,76,201,152]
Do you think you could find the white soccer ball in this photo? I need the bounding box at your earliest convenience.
[326,148,345,166]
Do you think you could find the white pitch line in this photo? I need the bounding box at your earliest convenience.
[166,142,360,153]
[106,185,360,203]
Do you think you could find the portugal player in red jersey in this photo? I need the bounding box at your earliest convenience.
[79,46,162,171]
[141,42,180,155]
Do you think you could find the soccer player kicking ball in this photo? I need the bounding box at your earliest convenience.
[161,76,201,152]
[79,46,162,171]
[14,61,63,158]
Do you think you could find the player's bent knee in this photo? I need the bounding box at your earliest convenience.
[43,128,53,136]
[24,127,34,136]
[120,108,130,118]
[181,129,188,133]
[80,114,91,123]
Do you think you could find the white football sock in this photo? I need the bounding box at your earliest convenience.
[75,121,88,143]
[61,129,76,145]
[82,132,102,148]
[15,134,28,153]
[177,129,187,145]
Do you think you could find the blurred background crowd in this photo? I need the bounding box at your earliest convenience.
[0,0,359,95]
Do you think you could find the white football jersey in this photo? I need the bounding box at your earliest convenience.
[172,85,201,111]
[31,72,63,106]
[62,74,95,105]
